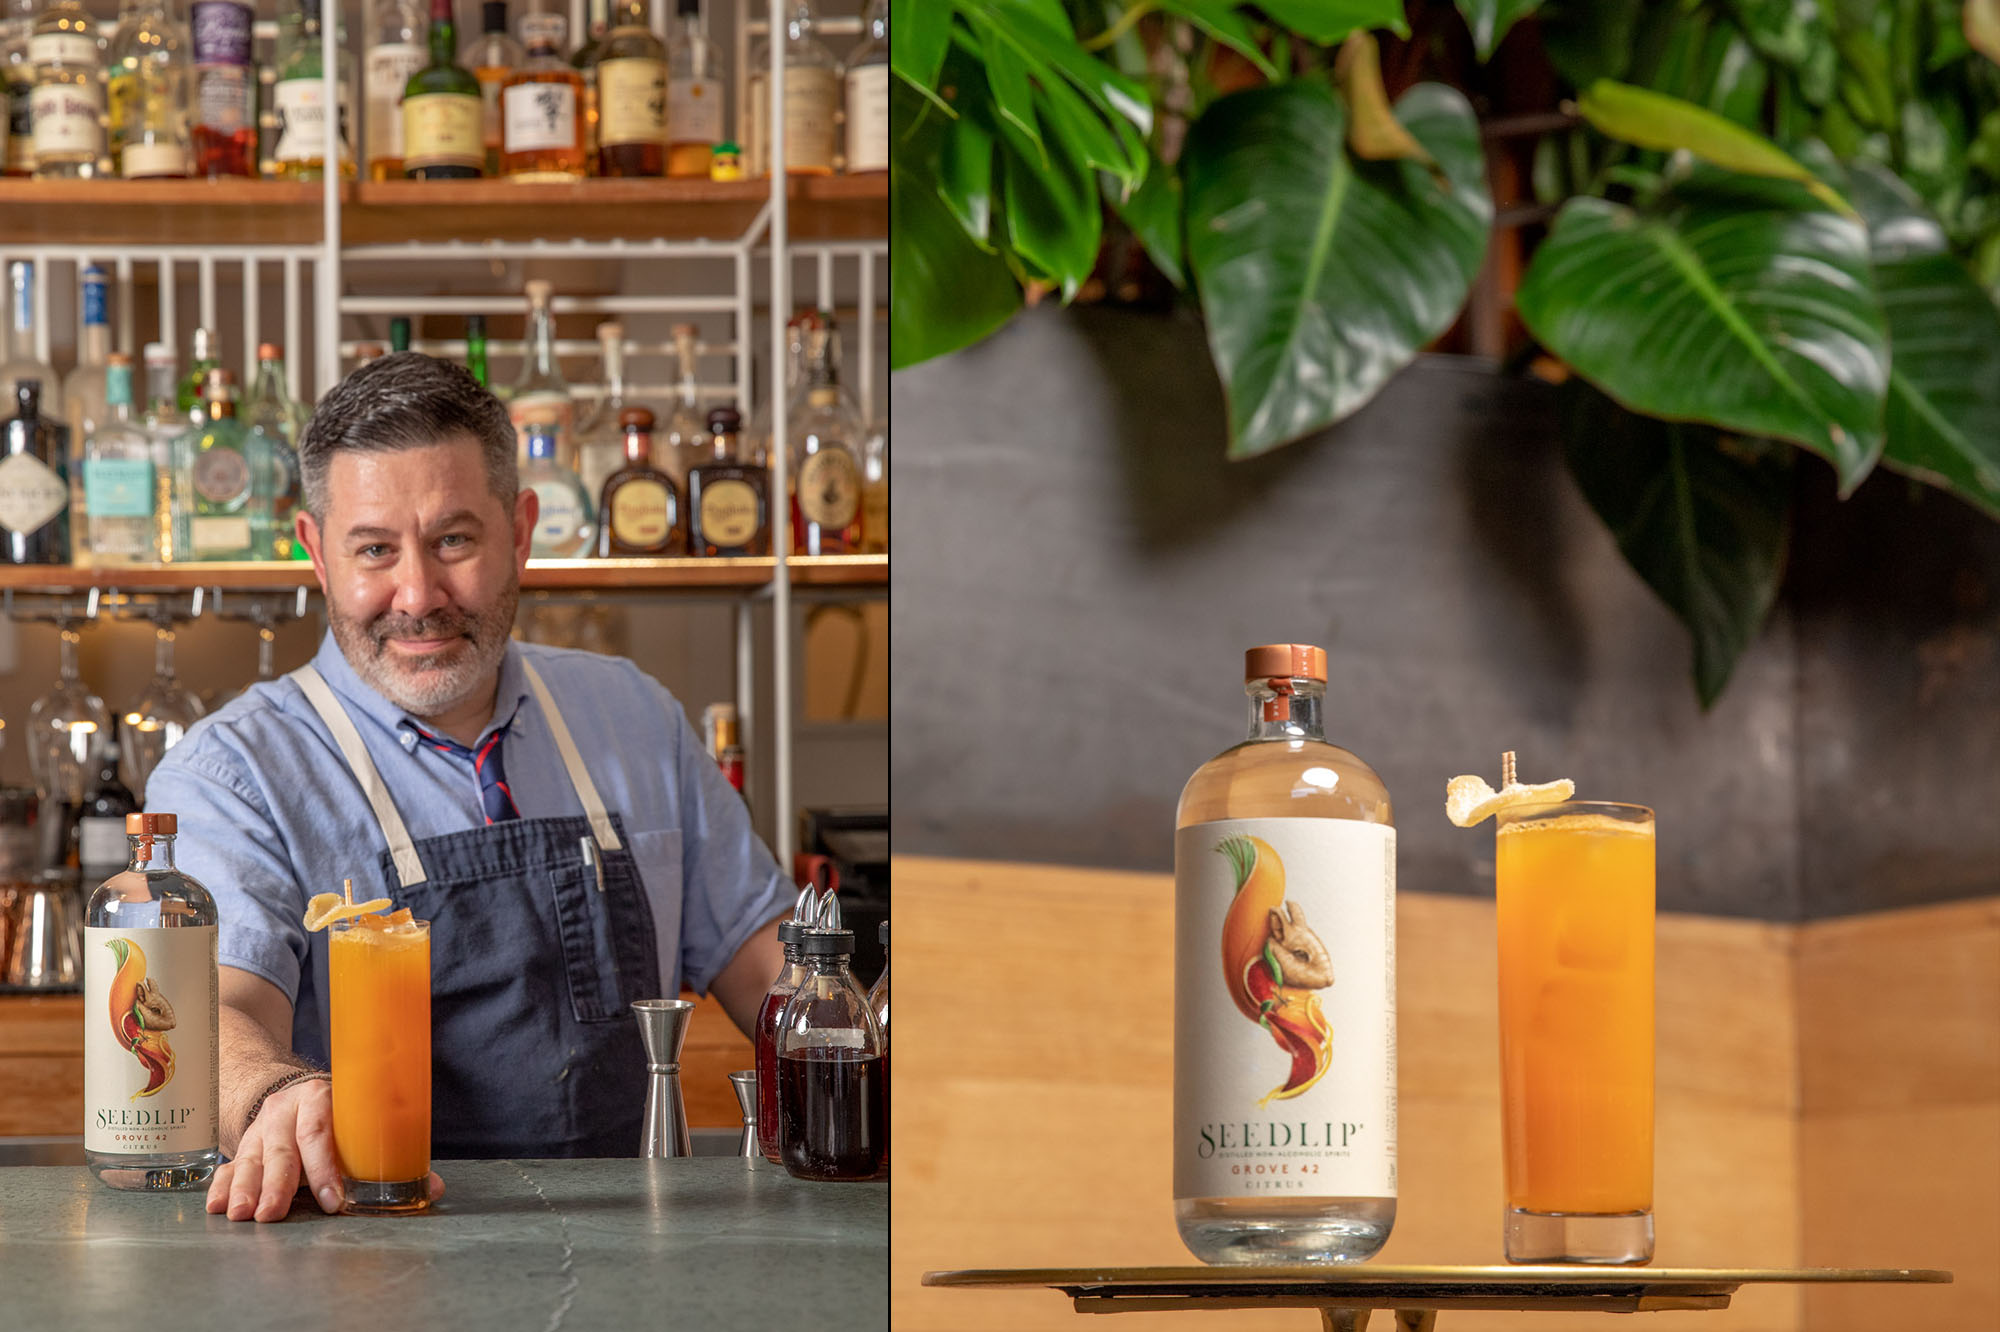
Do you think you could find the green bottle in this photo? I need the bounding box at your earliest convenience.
[466,314,489,387]
[390,316,411,352]
[175,328,219,420]
[401,0,483,178]
[175,368,272,561]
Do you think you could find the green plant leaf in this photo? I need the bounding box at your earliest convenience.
[1148,0,1280,80]
[1561,383,1794,708]
[935,96,997,242]
[1539,0,1647,89]
[891,0,957,94]
[1256,0,1411,44]
[1728,0,1836,103]
[1182,81,1492,458]
[1849,162,2000,517]
[1455,0,1544,61]
[977,20,1045,159]
[1108,158,1187,288]
[890,152,1022,370]
[1576,79,1857,216]
[995,105,1102,296]
[1515,181,1889,491]
[958,0,1153,143]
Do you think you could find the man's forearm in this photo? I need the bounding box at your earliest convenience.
[218,1002,315,1156]
[709,915,787,1039]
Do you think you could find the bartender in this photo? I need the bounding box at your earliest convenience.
[142,353,791,1223]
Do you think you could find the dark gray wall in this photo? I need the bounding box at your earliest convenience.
[891,304,2000,921]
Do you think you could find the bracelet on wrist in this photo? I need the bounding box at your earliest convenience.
[244,1067,331,1132]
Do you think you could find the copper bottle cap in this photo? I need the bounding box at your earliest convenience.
[125,812,176,835]
[1244,644,1327,682]
[618,407,655,431]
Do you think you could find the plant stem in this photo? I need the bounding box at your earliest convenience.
[1082,0,1160,52]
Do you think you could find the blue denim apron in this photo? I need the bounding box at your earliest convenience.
[291,660,657,1158]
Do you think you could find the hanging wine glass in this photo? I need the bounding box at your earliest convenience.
[121,613,206,802]
[212,587,309,711]
[28,618,112,806]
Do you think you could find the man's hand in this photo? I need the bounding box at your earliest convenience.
[205,1075,445,1222]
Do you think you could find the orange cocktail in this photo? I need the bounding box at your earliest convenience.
[1495,802,1654,1264]
[330,915,431,1214]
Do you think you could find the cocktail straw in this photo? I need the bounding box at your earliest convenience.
[343,877,354,907]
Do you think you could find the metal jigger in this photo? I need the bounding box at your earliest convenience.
[633,999,695,1158]
[728,1070,759,1159]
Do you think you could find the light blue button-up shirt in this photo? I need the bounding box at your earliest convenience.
[143,631,790,1055]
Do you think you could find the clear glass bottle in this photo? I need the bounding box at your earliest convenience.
[84,811,220,1191]
[1,260,58,417]
[272,0,355,181]
[243,343,305,559]
[461,0,519,176]
[659,321,705,502]
[509,278,572,464]
[189,0,255,177]
[594,0,663,176]
[664,0,719,177]
[843,0,885,173]
[744,0,836,177]
[107,0,190,178]
[63,263,112,446]
[402,0,483,178]
[787,316,862,555]
[1,378,71,564]
[756,914,810,1162]
[3,0,35,177]
[522,419,593,557]
[569,0,609,172]
[364,0,425,179]
[501,10,583,180]
[776,910,887,1182]
[82,353,159,566]
[858,421,886,553]
[686,404,768,557]
[139,342,179,561]
[28,0,105,178]
[868,917,887,1170]
[747,307,808,471]
[594,406,679,556]
[175,367,269,561]
[1173,644,1396,1263]
[573,320,633,498]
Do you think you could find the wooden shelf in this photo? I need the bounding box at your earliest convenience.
[0,554,886,594]
[0,175,887,249]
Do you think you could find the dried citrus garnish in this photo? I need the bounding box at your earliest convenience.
[1445,772,1576,828]
[302,892,395,932]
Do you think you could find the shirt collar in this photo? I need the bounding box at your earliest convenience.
[310,631,532,750]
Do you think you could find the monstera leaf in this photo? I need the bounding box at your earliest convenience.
[1562,384,1795,707]
[1181,81,1492,458]
[1849,162,2000,518]
[1517,174,1889,491]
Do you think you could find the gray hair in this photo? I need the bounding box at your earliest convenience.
[297,351,517,520]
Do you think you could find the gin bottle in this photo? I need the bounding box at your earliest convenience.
[243,344,305,558]
[84,811,220,1191]
[83,354,158,565]
[522,420,593,557]
[1173,644,1396,1263]
[509,279,572,463]
[175,368,270,561]
[272,0,354,180]
[0,379,70,563]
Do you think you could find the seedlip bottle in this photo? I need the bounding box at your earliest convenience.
[1173,644,1396,1262]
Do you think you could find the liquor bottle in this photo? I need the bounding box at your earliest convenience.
[746,308,808,471]
[787,316,863,555]
[521,419,593,557]
[858,421,885,553]
[402,0,484,179]
[465,313,489,387]
[686,404,768,557]
[0,261,58,417]
[139,342,178,560]
[176,327,218,420]
[461,0,519,176]
[594,0,664,177]
[389,316,411,352]
[28,0,104,178]
[664,0,720,178]
[570,0,610,172]
[744,0,837,177]
[659,321,705,501]
[364,0,424,180]
[82,353,159,565]
[0,380,71,564]
[77,741,138,887]
[243,344,306,559]
[869,917,887,1170]
[501,11,583,180]
[272,0,354,181]
[1173,644,1396,1262]
[775,903,887,1182]
[189,0,254,176]
[595,407,679,557]
[63,264,112,451]
[3,0,34,177]
[351,340,386,369]
[574,321,634,499]
[84,811,221,1191]
[509,279,572,463]
[703,700,743,791]
[844,0,885,173]
[107,0,190,178]
[175,368,269,562]
[255,6,285,175]
[755,903,812,1161]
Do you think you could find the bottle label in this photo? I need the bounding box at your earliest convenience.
[84,456,155,518]
[531,480,584,545]
[597,57,665,147]
[0,452,68,535]
[503,80,577,153]
[519,13,566,48]
[29,81,101,157]
[196,65,252,135]
[122,140,187,177]
[699,477,759,547]
[191,1,254,66]
[83,926,219,1158]
[668,75,721,146]
[274,77,352,164]
[190,513,250,554]
[844,63,887,171]
[797,448,859,529]
[80,817,128,869]
[29,33,99,68]
[1173,817,1397,1203]
[364,42,425,161]
[783,66,838,171]
[402,91,483,170]
[610,477,672,547]
[191,447,249,504]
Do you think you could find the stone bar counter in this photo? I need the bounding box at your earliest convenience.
[0,1158,887,1329]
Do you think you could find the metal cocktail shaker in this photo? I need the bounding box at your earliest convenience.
[632,998,694,1158]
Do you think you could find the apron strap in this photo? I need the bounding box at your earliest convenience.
[522,660,623,852]
[288,665,429,888]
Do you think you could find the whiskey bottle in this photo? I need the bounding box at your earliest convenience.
[843,0,886,173]
[0,379,71,564]
[84,812,220,1190]
[363,0,424,180]
[190,0,255,177]
[522,419,594,557]
[461,0,520,176]
[82,354,158,566]
[594,0,664,177]
[744,0,836,177]
[402,0,484,178]
[501,12,583,181]
[788,317,863,555]
[28,0,104,179]
[106,0,190,178]
[687,405,769,557]
[664,0,721,178]
[569,0,610,173]
[595,407,680,557]
[1173,645,1396,1262]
